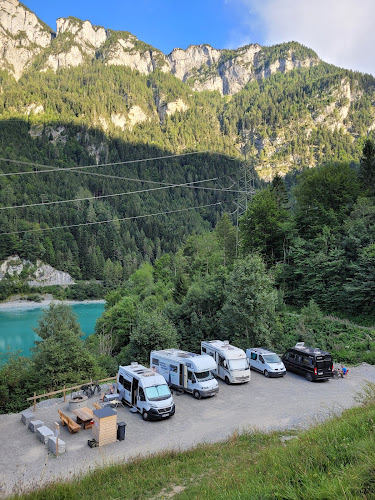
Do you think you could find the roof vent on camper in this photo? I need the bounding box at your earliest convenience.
[295,342,306,349]
[131,362,138,367]
[223,340,229,345]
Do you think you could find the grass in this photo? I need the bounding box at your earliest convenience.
[14,384,375,500]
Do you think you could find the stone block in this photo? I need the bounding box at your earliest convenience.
[28,420,44,433]
[36,425,54,444]
[21,410,35,425]
[48,436,66,456]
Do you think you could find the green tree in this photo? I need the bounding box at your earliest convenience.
[214,213,237,266]
[129,311,178,364]
[240,187,288,264]
[219,254,278,349]
[359,139,375,196]
[32,303,101,390]
[294,162,360,236]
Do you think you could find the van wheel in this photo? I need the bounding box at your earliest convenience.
[193,390,201,400]
[225,376,230,385]
[306,372,313,382]
[264,370,269,378]
[142,411,150,421]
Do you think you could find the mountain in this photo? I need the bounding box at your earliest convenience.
[0,0,374,281]
[0,0,318,95]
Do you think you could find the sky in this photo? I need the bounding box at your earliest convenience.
[25,0,375,76]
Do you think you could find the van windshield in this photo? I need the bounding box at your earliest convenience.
[264,354,281,364]
[195,371,214,381]
[228,358,249,371]
[145,384,171,401]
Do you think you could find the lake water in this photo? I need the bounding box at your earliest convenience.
[0,302,105,360]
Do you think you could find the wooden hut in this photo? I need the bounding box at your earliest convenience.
[92,407,117,446]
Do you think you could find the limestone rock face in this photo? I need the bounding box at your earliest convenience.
[101,32,170,74]
[156,95,189,123]
[43,45,85,71]
[167,44,319,95]
[57,17,107,49]
[0,0,52,79]
[0,255,75,286]
[0,1,320,94]
[168,45,222,82]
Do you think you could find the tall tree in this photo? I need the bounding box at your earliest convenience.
[214,213,236,266]
[359,139,375,196]
[219,254,278,349]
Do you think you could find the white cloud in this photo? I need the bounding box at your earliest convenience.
[228,0,375,75]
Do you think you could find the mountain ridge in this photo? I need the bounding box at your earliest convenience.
[0,0,319,94]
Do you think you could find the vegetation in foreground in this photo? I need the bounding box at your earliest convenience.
[15,384,375,500]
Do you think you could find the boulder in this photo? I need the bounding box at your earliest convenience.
[48,436,66,455]
[21,410,35,425]
[36,425,54,444]
[28,420,44,433]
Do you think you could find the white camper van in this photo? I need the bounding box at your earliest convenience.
[201,340,250,384]
[117,363,175,421]
[150,349,219,399]
[246,348,286,377]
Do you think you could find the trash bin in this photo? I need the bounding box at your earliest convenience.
[117,422,126,441]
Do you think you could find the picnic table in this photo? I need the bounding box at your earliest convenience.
[72,407,94,430]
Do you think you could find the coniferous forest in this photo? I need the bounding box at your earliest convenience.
[1,39,375,412]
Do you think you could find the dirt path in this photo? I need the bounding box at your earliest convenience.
[1,363,374,498]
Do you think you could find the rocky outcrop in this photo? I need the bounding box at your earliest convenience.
[0,0,53,79]
[100,31,170,74]
[156,94,189,123]
[0,255,74,286]
[0,1,320,94]
[166,44,319,95]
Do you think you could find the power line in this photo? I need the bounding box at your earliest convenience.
[0,177,230,210]
[0,202,224,235]
[0,150,237,177]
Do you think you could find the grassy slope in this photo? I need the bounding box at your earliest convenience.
[16,386,375,500]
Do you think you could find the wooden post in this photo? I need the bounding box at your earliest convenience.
[63,385,66,402]
[33,392,36,412]
[55,422,60,457]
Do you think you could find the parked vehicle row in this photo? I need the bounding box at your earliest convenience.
[116,341,334,421]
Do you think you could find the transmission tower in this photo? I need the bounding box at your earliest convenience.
[234,141,257,256]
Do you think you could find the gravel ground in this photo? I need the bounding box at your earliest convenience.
[1,363,374,497]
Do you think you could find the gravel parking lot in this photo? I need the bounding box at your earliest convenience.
[1,363,375,497]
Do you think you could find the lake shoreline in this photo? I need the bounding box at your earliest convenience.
[0,295,106,311]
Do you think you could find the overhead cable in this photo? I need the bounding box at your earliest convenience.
[0,150,237,177]
[0,201,224,235]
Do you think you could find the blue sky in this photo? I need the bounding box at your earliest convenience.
[25,0,375,76]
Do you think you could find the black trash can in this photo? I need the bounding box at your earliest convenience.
[117,422,126,441]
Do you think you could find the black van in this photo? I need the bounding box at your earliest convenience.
[282,342,333,382]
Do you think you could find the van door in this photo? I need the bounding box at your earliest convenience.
[218,355,226,380]
[138,386,146,412]
[187,370,195,393]
[132,378,138,407]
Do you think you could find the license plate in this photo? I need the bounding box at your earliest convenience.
[161,414,168,417]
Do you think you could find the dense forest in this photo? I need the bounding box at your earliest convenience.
[1,35,375,412]
[0,56,374,285]
[1,140,375,413]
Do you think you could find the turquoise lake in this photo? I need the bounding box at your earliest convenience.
[0,302,105,359]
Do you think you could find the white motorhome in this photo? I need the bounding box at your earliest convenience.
[201,340,250,384]
[117,363,175,421]
[150,349,219,399]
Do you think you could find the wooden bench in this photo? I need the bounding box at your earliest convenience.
[58,410,81,433]
[93,402,102,410]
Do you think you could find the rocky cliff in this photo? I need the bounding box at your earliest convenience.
[0,256,75,286]
[0,0,53,79]
[0,0,319,95]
